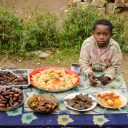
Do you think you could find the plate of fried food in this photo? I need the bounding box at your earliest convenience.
[29,67,80,92]
[96,91,127,109]
[64,93,97,112]
[27,94,59,113]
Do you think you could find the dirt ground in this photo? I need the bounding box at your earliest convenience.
[0,0,128,87]
[0,0,69,15]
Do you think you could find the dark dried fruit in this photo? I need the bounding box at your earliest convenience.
[0,88,23,110]
[0,70,28,86]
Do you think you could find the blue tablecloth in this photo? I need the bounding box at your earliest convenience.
[0,72,128,128]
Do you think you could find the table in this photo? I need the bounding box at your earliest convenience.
[0,72,128,128]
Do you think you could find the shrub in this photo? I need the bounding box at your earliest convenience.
[61,5,100,48]
[25,10,59,50]
[0,7,59,56]
[0,5,128,58]
[0,7,23,55]
[100,14,128,52]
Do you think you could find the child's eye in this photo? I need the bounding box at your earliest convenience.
[96,32,101,36]
[96,32,109,36]
[104,33,109,36]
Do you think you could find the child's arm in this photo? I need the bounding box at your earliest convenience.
[103,44,122,80]
[79,42,93,77]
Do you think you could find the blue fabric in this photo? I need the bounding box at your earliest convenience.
[0,73,128,127]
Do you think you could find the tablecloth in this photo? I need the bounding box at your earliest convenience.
[0,72,128,128]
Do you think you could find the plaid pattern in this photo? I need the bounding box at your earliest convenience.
[79,36,122,80]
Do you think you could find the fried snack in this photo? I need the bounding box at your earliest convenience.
[31,68,79,91]
[27,95,59,113]
[97,92,122,108]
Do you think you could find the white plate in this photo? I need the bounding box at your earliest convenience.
[64,92,97,112]
[96,91,128,109]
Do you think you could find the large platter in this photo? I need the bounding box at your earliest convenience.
[29,67,80,92]
[96,91,127,109]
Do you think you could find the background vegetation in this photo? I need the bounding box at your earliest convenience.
[0,5,128,62]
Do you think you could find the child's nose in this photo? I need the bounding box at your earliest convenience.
[99,34,104,39]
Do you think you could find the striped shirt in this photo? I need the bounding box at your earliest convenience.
[79,35,122,80]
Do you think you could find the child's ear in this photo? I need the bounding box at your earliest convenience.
[111,33,113,37]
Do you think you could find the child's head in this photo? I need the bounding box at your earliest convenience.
[92,19,113,48]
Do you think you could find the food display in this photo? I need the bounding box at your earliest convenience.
[30,67,80,92]
[96,91,127,109]
[64,93,97,111]
[27,94,59,113]
[0,69,29,87]
[0,87,23,111]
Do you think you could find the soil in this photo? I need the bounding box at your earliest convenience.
[0,0,69,15]
[0,0,128,87]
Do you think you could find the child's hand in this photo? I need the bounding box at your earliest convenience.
[98,75,111,85]
[88,73,98,85]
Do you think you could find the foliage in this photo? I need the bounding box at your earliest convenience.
[24,10,59,50]
[0,7,59,57]
[61,5,100,48]
[0,7,23,55]
[0,5,128,59]
[101,14,128,52]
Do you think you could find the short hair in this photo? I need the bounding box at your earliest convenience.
[92,19,113,33]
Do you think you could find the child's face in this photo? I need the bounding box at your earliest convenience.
[93,24,112,48]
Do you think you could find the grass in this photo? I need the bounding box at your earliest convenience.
[46,48,80,67]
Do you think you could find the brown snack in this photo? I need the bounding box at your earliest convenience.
[79,101,85,106]
[0,87,23,111]
[27,95,59,113]
[65,94,94,110]
[73,104,81,109]
[67,101,76,107]
[0,70,28,86]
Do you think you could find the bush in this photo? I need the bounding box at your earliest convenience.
[61,5,100,48]
[25,10,59,50]
[61,5,128,51]
[100,14,128,52]
[0,5,128,58]
[0,7,59,56]
[0,7,23,55]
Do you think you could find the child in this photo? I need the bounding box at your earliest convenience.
[79,19,122,85]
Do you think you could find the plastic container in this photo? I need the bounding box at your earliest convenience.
[71,64,80,74]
